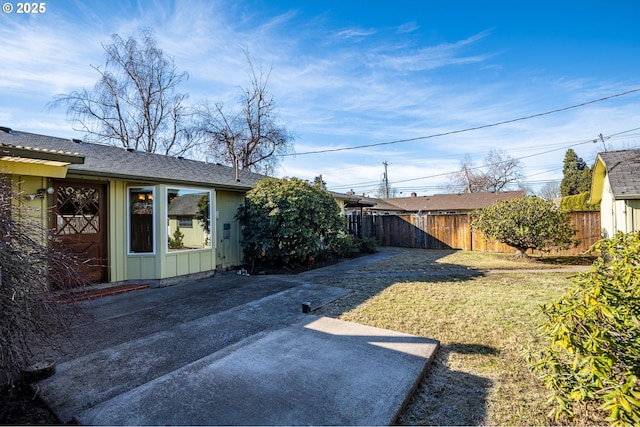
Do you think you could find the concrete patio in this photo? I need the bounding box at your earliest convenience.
[34,250,439,425]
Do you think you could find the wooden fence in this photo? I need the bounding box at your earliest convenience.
[348,211,601,256]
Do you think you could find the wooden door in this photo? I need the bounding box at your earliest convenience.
[52,181,107,283]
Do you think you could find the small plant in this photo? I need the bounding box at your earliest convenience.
[526,231,640,426]
[332,234,359,258]
[168,226,184,249]
[358,237,378,254]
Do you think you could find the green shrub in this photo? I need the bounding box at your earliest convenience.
[358,237,378,254]
[560,192,600,211]
[238,177,344,266]
[471,195,578,256]
[526,231,640,425]
[168,226,184,249]
[332,234,359,258]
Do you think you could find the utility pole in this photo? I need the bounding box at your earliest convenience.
[595,133,608,152]
[383,161,390,198]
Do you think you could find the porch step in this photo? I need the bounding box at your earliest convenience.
[53,283,150,303]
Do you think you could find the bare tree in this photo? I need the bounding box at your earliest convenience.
[483,148,525,193]
[50,29,196,156]
[197,50,294,174]
[447,154,488,193]
[0,179,87,385]
[538,181,561,200]
[448,149,524,193]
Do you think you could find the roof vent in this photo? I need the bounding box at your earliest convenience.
[177,156,184,160]
[126,147,135,152]
[71,138,83,144]
[0,126,12,133]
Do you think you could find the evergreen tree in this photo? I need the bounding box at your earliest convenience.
[560,149,591,196]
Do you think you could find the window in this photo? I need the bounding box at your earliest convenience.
[167,188,211,251]
[129,187,154,253]
[177,216,193,228]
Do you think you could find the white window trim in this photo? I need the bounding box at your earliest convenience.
[127,186,156,256]
[165,187,214,254]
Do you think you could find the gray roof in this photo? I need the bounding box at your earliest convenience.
[598,149,640,199]
[168,193,205,216]
[365,190,526,213]
[0,128,266,190]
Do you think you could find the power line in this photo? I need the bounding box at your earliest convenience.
[330,126,640,190]
[282,87,640,157]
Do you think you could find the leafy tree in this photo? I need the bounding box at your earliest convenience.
[561,149,592,197]
[237,177,344,266]
[313,175,327,190]
[50,29,196,156]
[471,195,578,256]
[448,149,524,193]
[0,179,86,384]
[526,232,640,425]
[197,50,294,174]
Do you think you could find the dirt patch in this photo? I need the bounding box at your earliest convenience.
[534,255,597,265]
[246,254,363,275]
[0,382,61,425]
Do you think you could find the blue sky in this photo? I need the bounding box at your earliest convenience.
[2,0,639,196]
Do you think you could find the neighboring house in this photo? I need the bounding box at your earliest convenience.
[331,190,376,214]
[590,149,640,237]
[0,127,266,286]
[361,190,526,215]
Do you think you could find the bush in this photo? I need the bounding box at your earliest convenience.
[0,180,86,385]
[332,234,359,258]
[471,195,578,256]
[561,192,600,211]
[168,226,184,249]
[358,237,378,254]
[238,177,345,266]
[526,231,640,425]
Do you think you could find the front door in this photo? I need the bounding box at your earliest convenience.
[52,181,107,283]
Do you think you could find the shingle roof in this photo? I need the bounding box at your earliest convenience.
[597,149,640,199]
[367,190,526,212]
[0,128,266,190]
[168,193,205,216]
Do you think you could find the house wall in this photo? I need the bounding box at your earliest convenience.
[110,180,129,282]
[3,163,249,285]
[100,180,222,283]
[167,217,209,248]
[600,174,616,238]
[625,200,640,233]
[214,190,245,270]
[8,174,51,244]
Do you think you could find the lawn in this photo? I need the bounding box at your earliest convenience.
[315,248,602,426]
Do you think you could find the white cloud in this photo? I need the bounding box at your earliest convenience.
[1,0,639,197]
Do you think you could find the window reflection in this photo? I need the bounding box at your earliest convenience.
[129,187,154,253]
[167,188,211,251]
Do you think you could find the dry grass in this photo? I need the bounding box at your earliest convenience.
[355,249,593,273]
[315,248,600,426]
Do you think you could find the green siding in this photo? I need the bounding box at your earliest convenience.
[215,191,245,269]
[5,171,247,283]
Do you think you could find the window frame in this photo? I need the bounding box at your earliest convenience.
[127,186,156,255]
[166,187,212,253]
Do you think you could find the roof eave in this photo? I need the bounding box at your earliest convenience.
[66,168,255,191]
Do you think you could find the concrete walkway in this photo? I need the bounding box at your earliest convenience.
[34,249,439,426]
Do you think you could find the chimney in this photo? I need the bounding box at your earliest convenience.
[411,192,417,198]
